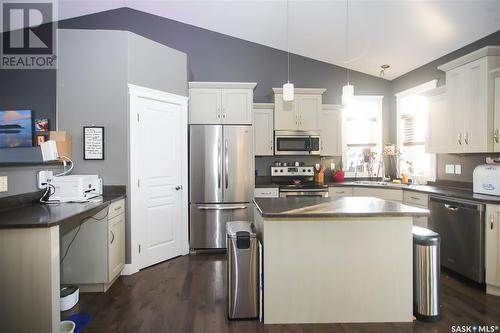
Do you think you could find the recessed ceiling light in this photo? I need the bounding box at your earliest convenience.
[380,64,390,77]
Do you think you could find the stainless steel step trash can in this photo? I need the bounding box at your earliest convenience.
[227,221,259,319]
[413,226,441,322]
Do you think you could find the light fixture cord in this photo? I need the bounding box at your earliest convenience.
[286,0,290,83]
[345,0,350,84]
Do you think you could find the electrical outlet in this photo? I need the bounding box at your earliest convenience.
[37,170,53,189]
[454,164,462,174]
[0,176,7,192]
[445,164,455,174]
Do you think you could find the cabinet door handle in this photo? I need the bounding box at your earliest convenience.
[491,214,495,230]
[458,133,462,145]
[110,230,115,244]
[410,196,420,200]
[464,132,469,145]
[494,129,499,143]
[217,107,221,119]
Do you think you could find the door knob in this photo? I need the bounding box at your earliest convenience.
[175,185,183,191]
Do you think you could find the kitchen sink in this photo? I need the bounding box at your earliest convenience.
[353,180,409,187]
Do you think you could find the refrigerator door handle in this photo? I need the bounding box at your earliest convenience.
[225,139,229,189]
[218,139,222,189]
[198,205,248,210]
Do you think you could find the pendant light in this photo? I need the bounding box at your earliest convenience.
[283,0,294,101]
[341,0,354,105]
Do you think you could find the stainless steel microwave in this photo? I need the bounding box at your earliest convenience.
[274,131,321,155]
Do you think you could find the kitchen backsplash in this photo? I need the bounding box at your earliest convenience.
[255,156,342,177]
[436,153,500,183]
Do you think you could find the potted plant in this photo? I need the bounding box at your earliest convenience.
[332,162,345,183]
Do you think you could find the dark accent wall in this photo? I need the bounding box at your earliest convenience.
[390,30,500,183]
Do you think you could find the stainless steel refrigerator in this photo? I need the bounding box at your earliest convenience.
[189,125,254,249]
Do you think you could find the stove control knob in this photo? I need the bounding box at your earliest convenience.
[280,169,283,173]
[308,169,311,172]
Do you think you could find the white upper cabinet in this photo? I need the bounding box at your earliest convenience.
[296,94,321,130]
[320,104,343,156]
[253,103,274,156]
[274,93,297,130]
[434,46,500,153]
[221,89,253,124]
[189,88,221,124]
[492,68,500,152]
[273,88,326,131]
[423,86,455,154]
[189,82,257,124]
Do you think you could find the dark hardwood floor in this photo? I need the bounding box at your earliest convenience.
[65,254,500,333]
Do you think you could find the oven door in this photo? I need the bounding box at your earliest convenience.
[279,189,329,198]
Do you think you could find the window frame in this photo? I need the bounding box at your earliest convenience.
[395,80,437,183]
[342,95,384,178]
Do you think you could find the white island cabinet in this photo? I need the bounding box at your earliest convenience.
[254,196,428,324]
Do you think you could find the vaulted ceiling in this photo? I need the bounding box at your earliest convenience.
[54,1,500,79]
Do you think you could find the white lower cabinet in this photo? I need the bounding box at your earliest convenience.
[486,204,500,296]
[353,187,403,202]
[254,187,279,198]
[403,191,429,228]
[328,187,353,198]
[61,199,126,292]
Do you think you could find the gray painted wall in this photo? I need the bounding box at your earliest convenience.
[390,30,500,183]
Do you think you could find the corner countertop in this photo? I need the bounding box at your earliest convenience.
[0,193,125,229]
[254,196,429,218]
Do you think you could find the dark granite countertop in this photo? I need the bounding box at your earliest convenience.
[255,178,500,204]
[0,192,125,229]
[326,181,500,204]
[254,197,429,218]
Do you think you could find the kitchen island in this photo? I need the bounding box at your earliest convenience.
[254,196,429,324]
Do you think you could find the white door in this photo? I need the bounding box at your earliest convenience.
[297,94,321,131]
[131,86,188,270]
[320,105,343,156]
[253,108,274,156]
[189,88,221,124]
[221,89,252,124]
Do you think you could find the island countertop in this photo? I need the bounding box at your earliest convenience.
[254,196,429,218]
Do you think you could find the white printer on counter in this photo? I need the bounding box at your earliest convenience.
[473,164,500,196]
[50,175,103,202]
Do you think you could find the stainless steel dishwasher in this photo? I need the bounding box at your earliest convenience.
[428,196,485,283]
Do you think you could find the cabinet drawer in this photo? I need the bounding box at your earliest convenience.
[329,187,353,198]
[108,199,125,219]
[254,188,279,198]
[403,191,429,207]
[353,187,403,201]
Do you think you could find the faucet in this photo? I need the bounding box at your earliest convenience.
[373,160,386,181]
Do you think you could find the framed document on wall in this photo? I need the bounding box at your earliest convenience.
[83,126,105,160]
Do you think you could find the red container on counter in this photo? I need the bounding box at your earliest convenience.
[333,170,345,183]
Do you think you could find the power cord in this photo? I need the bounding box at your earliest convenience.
[39,183,60,205]
[60,206,109,264]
